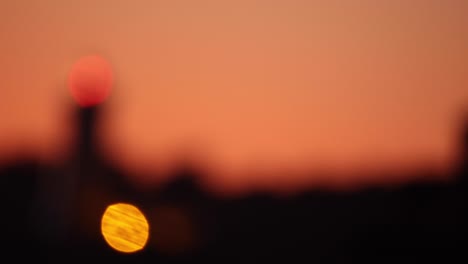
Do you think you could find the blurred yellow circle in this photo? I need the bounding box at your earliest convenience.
[101,203,149,253]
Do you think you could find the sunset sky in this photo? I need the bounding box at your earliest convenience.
[0,0,467,192]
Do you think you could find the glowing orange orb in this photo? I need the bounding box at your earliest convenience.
[68,55,113,107]
[101,203,150,253]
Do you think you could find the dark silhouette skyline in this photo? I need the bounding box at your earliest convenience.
[0,101,467,263]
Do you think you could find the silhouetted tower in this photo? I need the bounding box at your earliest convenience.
[75,106,101,166]
[32,104,119,252]
[69,104,125,247]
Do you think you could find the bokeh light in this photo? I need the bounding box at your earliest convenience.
[68,55,113,107]
[101,203,149,253]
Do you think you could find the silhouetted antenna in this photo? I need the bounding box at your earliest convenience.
[462,115,468,159]
[461,114,468,176]
[453,110,468,189]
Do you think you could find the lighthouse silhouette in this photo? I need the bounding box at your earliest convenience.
[32,56,141,256]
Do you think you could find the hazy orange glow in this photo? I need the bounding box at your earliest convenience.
[101,203,149,253]
[0,1,467,191]
[68,55,113,107]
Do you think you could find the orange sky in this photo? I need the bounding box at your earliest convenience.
[0,0,467,192]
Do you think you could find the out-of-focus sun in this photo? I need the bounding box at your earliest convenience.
[68,55,113,107]
[101,203,150,253]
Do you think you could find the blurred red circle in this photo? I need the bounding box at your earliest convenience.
[68,55,113,107]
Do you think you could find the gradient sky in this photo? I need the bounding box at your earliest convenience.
[0,0,467,192]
